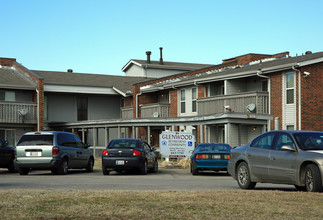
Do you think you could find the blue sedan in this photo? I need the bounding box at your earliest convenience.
[190,143,231,175]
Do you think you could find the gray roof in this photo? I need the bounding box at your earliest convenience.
[140,51,323,91]
[122,59,214,72]
[0,67,36,90]
[32,70,151,94]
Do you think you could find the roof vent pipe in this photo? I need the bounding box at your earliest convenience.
[159,47,164,64]
[146,51,151,63]
[67,69,73,73]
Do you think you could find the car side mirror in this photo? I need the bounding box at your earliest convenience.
[281,145,296,152]
[83,143,91,149]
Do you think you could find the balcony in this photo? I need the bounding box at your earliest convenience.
[198,91,269,115]
[141,103,170,118]
[0,102,37,124]
[121,106,134,119]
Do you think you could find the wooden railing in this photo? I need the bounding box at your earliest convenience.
[121,106,134,119]
[198,91,269,115]
[0,102,37,124]
[141,103,170,118]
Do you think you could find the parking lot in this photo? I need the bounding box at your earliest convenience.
[0,168,295,191]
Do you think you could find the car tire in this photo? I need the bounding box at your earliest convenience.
[305,164,323,192]
[86,158,94,172]
[150,160,158,173]
[236,162,256,189]
[8,160,17,173]
[57,159,68,175]
[191,163,199,175]
[140,161,148,175]
[18,168,30,175]
[103,168,110,175]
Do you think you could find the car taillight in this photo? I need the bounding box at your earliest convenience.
[52,146,60,155]
[196,154,206,159]
[132,149,141,156]
[102,149,109,156]
[14,148,16,156]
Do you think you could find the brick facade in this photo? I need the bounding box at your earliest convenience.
[300,62,323,131]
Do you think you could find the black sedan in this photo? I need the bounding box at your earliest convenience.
[190,143,231,175]
[0,139,16,172]
[228,130,323,192]
[102,138,158,175]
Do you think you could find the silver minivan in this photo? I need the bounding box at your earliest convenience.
[14,131,94,175]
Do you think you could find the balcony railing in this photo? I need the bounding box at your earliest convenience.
[121,106,134,119]
[141,103,170,118]
[198,91,269,115]
[0,102,37,124]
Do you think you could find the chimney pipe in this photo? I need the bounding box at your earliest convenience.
[146,51,151,63]
[67,69,73,73]
[159,47,164,64]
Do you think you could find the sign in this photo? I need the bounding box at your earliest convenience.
[159,131,195,158]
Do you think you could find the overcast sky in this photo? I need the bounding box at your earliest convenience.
[1,0,323,75]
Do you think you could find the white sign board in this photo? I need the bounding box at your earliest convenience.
[160,131,195,158]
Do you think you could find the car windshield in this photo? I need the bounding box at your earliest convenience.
[108,140,138,149]
[16,135,53,146]
[293,132,323,150]
[195,144,231,153]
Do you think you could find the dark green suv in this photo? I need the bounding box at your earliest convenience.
[14,131,94,175]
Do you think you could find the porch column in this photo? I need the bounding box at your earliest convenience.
[132,126,135,138]
[82,128,85,143]
[200,125,204,143]
[93,127,97,157]
[118,126,121,138]
[147,126,151,145]
[105,127,109,147]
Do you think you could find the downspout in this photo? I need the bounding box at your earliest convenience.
[257,69,271,131]
[36,88,40,131]
[292,65,301,130]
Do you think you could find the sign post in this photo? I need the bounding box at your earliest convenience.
[159,131,195,160]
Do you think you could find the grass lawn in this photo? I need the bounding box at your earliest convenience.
[1,189,323,219]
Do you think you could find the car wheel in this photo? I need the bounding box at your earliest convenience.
[18,168,30,175]
[150,160,158,173]
[236,162,256,189]
[140,161,148,175]
[57,159,68,175]
[305,164,323,192]
[8,160,17,173]
[86,158,94,172]
[191,163,199,175]
[103,168,110,175]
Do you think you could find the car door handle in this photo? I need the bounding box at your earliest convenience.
[270,157,276,160]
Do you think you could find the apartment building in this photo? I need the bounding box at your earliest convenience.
[1,50,322,153]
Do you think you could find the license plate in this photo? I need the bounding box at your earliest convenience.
[26,152,42,157]
[212,155,221,159]
[116,160,125,165]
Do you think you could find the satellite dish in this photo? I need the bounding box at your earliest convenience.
[18,109,28,116]
[153,112,159,117]
[246,104,256,112]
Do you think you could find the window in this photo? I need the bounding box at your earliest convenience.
[180,89,185,113]
[273,133,294,150]
[286,73,294,104]
[262,80,268,92]
[0,91,15,101]
[192,88,197,112]
[159,91,169,103]
[58,133,77,147]
[250,132,276,149]
[77,97,88,121]
[286,125,294,130]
